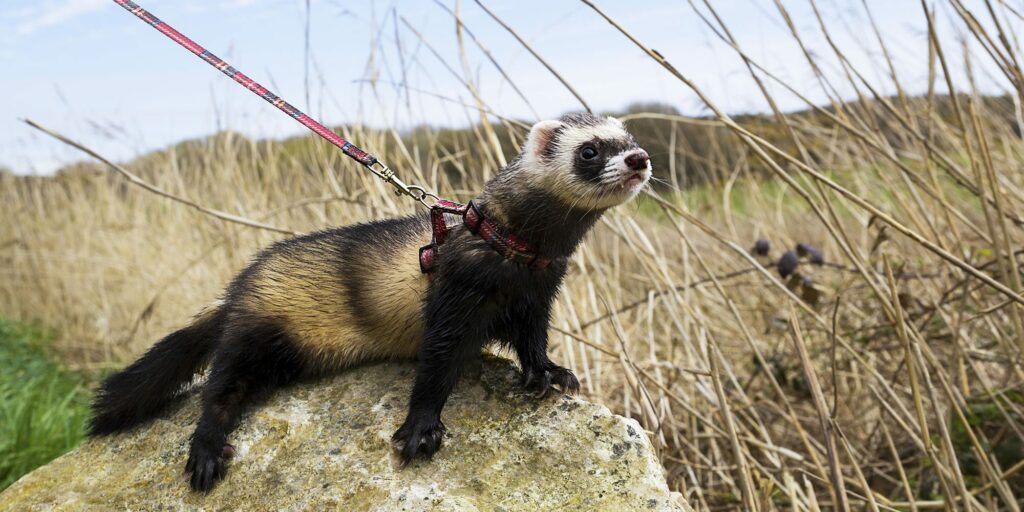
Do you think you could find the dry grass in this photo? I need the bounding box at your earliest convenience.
[4,1,1024,510]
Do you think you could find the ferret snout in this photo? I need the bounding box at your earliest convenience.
[624,150,650,171]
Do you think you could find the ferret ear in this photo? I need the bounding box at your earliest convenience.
[525,120,564,157]
[606,116,624,127]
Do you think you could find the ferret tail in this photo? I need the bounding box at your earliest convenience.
[88,302,226,436]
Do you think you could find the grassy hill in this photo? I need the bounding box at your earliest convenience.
[0,320,93,490]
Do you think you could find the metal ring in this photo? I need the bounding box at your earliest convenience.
[407,186,440,207]
[368,164,439,209]
[407,186,440,208]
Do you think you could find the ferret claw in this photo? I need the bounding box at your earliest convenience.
[522,364,580,398]
[392,416,446,466]
[185,441,233,492]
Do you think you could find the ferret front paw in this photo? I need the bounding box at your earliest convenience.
[522,364,580,399]
[185,441,235,492]
[391,414,446,466]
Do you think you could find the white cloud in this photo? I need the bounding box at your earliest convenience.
[16,0,108,35]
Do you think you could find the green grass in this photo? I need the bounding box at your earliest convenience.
[0,319,93,491]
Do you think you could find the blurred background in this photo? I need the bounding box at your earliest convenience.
[3,1,1024,510]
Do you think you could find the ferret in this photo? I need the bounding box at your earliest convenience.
[88,112,652,492]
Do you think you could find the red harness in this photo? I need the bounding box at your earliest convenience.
[419,200,552,275]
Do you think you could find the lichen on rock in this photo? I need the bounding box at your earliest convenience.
[1,356,689,511]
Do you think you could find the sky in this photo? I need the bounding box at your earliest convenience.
[1,0,1018,174]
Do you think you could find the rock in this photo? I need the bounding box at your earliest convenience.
[2,356,688,511]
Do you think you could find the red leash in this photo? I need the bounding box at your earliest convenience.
[111,0,550,272]
[111,0,435,207]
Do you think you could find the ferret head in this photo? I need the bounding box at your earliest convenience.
[517,112,651,211]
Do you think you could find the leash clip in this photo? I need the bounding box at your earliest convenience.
[368,161,438,208]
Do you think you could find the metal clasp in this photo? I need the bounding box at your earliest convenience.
[368,161,439,208]
[368,161,397,184]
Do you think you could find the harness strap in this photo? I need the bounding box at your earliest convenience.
[419,200,552,275]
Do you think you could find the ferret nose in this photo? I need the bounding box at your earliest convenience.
[624,151,650,171]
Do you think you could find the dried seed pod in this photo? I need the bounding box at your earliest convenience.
[778,251,799,278]
[752,239,770,256]
[769,354,789,387]
[897,291,916,310]
[796,243,824,265]
[800,278,821,306]
[785,273,803,291]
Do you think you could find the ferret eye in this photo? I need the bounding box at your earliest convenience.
[580,146,598,160]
